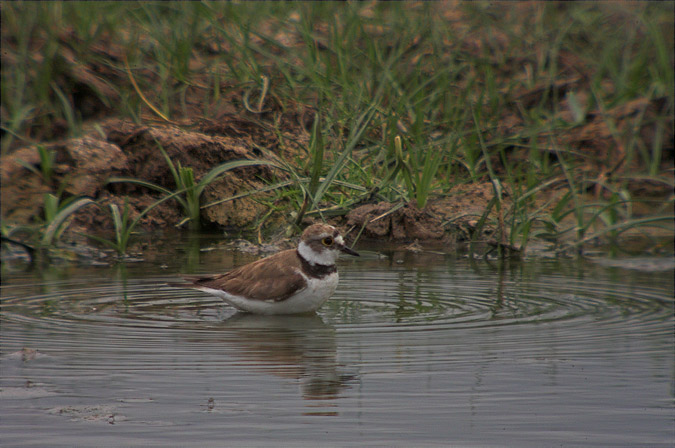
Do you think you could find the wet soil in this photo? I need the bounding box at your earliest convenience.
[1,117,285,234]
[2,97,671,249]
[1,3,673,254]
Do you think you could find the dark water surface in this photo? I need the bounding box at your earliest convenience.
[1,241,673,447]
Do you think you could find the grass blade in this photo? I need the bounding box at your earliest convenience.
[195,159,281,196]
[312,103,378,209]
[41,197,95,246]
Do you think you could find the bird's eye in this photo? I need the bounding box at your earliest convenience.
[322,237,334,246]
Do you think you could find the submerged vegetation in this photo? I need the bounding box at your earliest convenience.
[1,2,673,259]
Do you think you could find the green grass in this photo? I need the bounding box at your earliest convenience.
[15,145,56,186]
[0,192,96,250]
[108,143,281,230]
[1,2,673,255]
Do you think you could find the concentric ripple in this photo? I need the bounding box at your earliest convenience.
[328,267,672,337]
[1,260,672,339]
[1,257,673,447]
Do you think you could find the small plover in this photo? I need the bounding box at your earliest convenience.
[170,224,359,314]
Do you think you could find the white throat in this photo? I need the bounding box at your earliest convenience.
[298,241,337,266]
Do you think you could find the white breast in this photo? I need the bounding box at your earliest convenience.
[279,270,339,313]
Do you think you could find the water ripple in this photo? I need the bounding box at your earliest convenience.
[2,257,672,447]
[1,263,671,344]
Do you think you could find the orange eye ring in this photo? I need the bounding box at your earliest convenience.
[322,237,334,246]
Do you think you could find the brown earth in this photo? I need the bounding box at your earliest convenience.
[344,183,507,244]
[1,116,287,235]
[1,3,673,252]
[1,82,671,250]
[0,120,522,247]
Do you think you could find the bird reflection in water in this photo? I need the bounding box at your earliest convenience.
[218,313,355,412]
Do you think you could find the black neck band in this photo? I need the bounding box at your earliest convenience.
[296,250,337,279]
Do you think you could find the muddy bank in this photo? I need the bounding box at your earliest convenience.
[0,119,521,252]
[1,116,285,235]
[1,109,672,257]
[2,113,517,247]
[1,2,672,257]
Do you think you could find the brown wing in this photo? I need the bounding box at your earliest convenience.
[183,250,307,302]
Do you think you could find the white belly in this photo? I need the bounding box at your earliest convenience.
[197,272,339,315]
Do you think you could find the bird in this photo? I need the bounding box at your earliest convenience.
[169,223,359,314]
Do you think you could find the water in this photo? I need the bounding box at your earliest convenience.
[1,242,673,447]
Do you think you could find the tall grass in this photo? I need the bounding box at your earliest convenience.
[1,2,672,254]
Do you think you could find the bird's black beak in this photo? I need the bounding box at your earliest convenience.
[340,245,360,257]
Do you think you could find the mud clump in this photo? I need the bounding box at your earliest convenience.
[1,117,281,234]
[345,183,517,244]
[346,202,445,241]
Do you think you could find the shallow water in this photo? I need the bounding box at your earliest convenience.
[1,242,673,447]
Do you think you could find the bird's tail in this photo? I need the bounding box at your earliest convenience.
[167,274,220,289]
